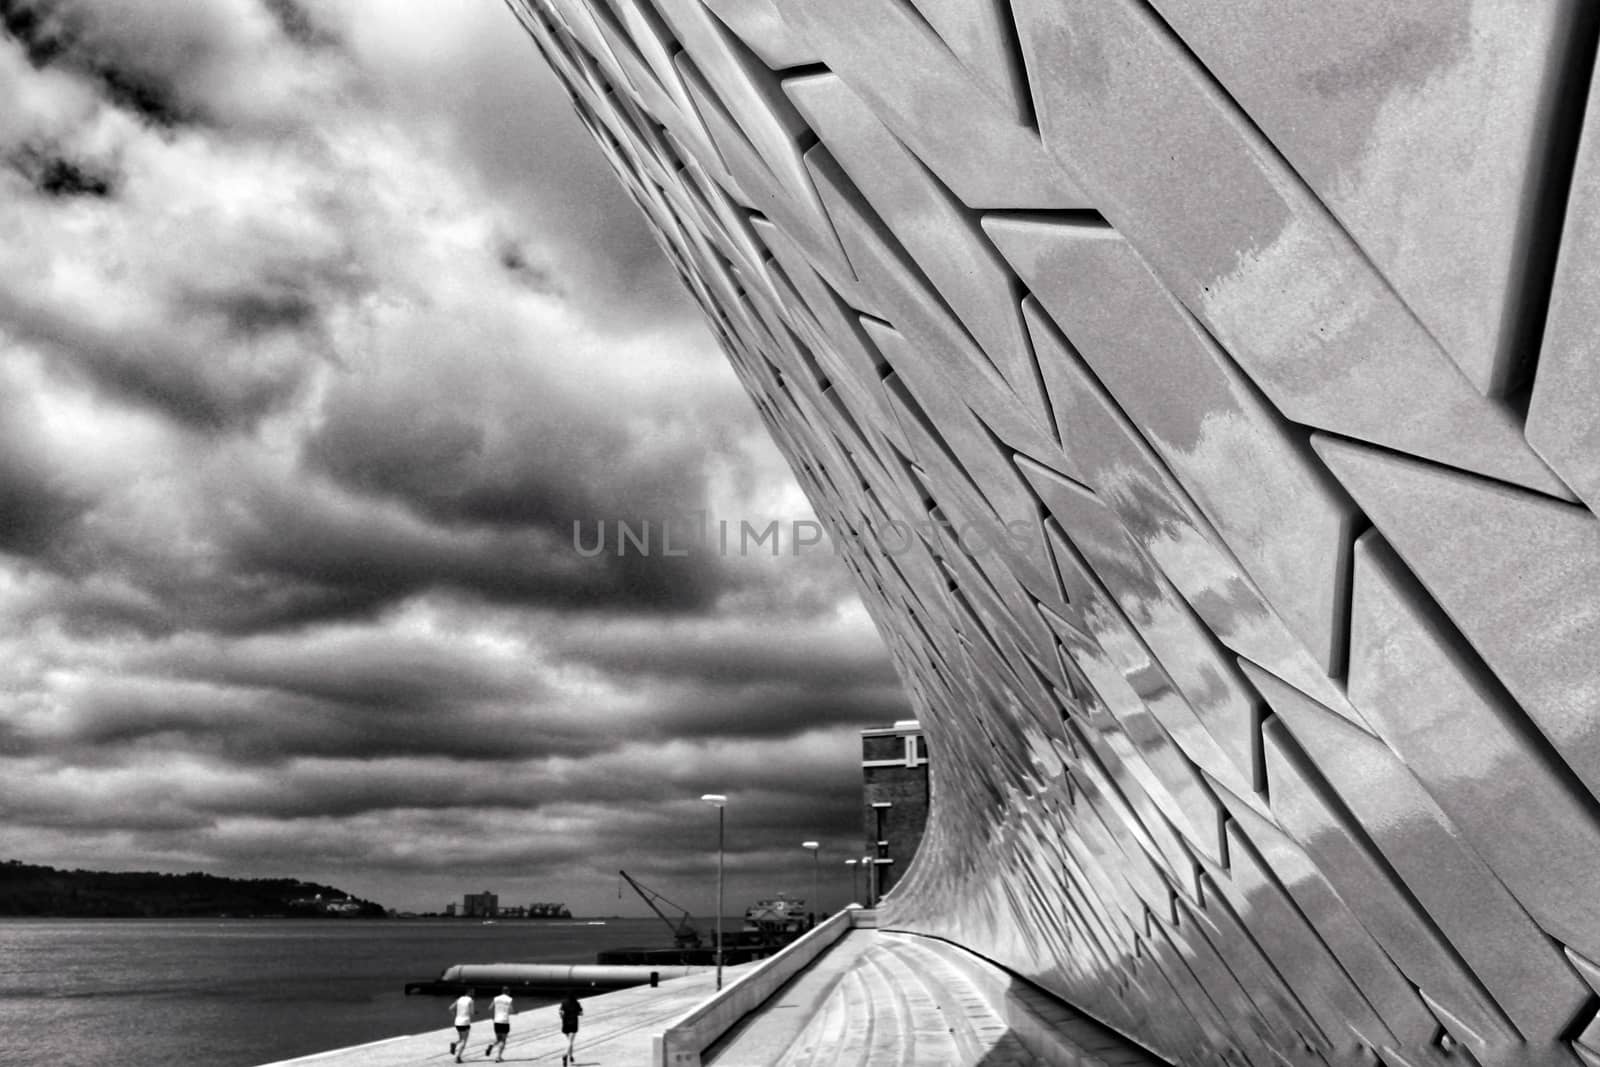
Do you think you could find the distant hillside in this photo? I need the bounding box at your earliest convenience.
[0,859,386,918]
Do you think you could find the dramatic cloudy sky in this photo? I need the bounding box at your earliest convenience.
[0,0,907,915]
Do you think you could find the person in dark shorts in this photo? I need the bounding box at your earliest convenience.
[449,988,476,1063]
[559,992,583,1065]
[485,986,513,1062]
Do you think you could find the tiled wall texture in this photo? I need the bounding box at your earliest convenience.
[503,1,1600,1064]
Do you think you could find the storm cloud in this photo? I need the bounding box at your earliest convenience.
[0,0,906,915]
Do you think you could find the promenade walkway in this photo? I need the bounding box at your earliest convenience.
[703,929,1039,1067]
[264,917,1160,1067]
[260,964,743,1066]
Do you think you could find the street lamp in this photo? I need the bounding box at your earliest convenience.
[844,858,859,906]
[701,794,727,990]
[801,841,820,927]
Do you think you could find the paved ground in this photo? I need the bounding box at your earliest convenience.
[704,930,1039,1067]
[265,929,1148,1067]
[261,965,747,1067]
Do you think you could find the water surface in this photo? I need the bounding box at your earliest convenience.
[0,916,682,1066]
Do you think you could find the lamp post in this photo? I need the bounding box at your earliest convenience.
[701,794,727,989]
[801,841,820,926]
[844,858,859,906]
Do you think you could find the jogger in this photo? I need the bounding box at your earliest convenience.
[485,986,513,1062]
[559,993,583,1065]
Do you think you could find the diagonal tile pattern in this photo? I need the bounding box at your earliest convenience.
[502,1,1600,1063]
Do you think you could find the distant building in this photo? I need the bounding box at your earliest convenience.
[529,902,572,918]
[860,720,929,902]
[443,902,457,917]
[463,890,498,918]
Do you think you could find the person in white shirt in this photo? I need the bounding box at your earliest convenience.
[485,986,514,1062]
[448,989,476,1063]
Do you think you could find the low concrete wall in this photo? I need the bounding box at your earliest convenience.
[652,908,862,1067]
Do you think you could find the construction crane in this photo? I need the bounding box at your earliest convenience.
[617,870,702,948]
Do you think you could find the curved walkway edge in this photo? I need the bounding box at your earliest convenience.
[660,908,1170,1067]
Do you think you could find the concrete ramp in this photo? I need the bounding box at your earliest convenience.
[705,930,1159,1067]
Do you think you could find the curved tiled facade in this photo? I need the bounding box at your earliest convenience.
[504,1,1600,1064]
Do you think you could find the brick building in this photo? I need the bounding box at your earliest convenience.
[860,720,929,903]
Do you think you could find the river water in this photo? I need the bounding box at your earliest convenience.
[0,916,694,1066]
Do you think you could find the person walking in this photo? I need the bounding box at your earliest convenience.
[448,988,476,1063]
[484,986,514,1062]
[559,992,583,1065]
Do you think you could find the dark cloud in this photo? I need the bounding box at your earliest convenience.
[51,681,566,765]
[0,381,93,557]
[0,0,903,916]
[0,241,354,433]
[126,727,868,826]
[214,734,873,891]
[14,609,903,769]
[0,0,64,64]
[6,794,213,833]
[1,725,880,909]
[0,455,86,557]
[340,1,686,329]
[0,0,191,125]
[0,312,308,430]
[217,471,736,626]
[497,238,561,295]
[175,274,337,343]
[178,633,544,712]
[551,623,902,689]
[259,0,336,50]
[6,143,115,196]
[649,685,909,741]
